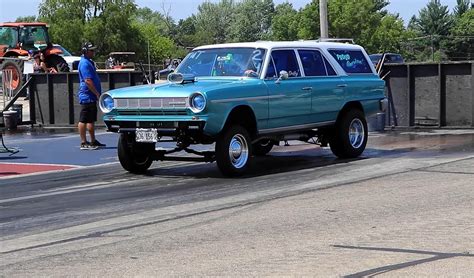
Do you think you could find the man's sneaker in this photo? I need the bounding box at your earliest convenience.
[91,140,106,148]
[80,142,98,150]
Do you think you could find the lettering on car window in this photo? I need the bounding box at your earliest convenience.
[329,49,372,74]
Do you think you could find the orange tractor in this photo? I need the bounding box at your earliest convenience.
[0,22,69,94]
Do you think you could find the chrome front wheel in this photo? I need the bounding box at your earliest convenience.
[229,134,249,169]
[216,125,253,177]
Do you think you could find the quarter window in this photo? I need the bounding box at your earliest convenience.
[267,50,300,78]
[298,50,326,77]
[328,49,372,74]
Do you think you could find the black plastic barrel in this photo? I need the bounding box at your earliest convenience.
[3,110,18,130]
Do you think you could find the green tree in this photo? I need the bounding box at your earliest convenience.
[370,14,409,53]
[444,9,474,60]
[82,1,140,58]
[408,0,455,61]
[453,0,471,17]
[296,0,319,40]
[412,0,453,37]
[194,0,235,45]
[15,16,37,23]
[175,17,198,48]
[270,2,299,41]
[134,7,169,33]
[230,0,274,42]
[326,0,390,53]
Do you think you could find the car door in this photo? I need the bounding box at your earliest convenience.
[263,49,312,129]
[297,49,346,123]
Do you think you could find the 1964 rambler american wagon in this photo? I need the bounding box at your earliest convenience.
[99,41,387,176]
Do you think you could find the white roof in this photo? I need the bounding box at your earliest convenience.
[193,41,365,51]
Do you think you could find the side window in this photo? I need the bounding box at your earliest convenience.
[323,56,337,76]
[298,50,326,77]
[328,49,373,74]
[266,57,277,78]
[270,50,301,78]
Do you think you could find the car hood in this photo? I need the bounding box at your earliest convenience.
[105,77,261,98]
[62,56,81,63]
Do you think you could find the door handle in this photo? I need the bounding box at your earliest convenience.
[301,87,312,91]
[337,84,347,88]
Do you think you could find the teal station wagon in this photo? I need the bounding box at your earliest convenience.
[100,41,387,176]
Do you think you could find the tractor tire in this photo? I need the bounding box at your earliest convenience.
[0,60,24,95]
[44,54,70,72]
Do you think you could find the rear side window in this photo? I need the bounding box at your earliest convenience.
[267,50,300,78]
[328,49,373,74]
[323,56,337,76]
[298,50,326,77]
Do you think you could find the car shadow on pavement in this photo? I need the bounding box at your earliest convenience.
[144,146,418,179]
[146,148,363,179]
[332,245,474,277]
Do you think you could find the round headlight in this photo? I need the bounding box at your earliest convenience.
[189,92,206,113]
[99,93,114,113]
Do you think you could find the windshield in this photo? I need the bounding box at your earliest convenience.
[0,27,18,48]
[177,48,266,77]
[54,45,72,56]
[369,54,382,64]
[19,26,48,46]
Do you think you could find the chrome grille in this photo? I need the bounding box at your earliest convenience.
[114,98,188,109]
[117,110,188,116]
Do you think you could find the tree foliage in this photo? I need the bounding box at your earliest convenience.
[270,3,299,41]
[15,16,37,23]
[230,0,274,42]
[14,0,472,64]
[194,0,235,45]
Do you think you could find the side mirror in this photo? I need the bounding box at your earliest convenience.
[276,70,289,84]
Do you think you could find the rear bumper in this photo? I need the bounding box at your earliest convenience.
[380,98,388,112]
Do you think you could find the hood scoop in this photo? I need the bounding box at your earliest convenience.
[168,73,196,84]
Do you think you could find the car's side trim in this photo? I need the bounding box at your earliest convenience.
[211,94,285,103]
[259,121,335,134]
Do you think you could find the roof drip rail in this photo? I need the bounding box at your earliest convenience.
[316,38,355,44]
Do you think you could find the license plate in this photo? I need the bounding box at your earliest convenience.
[135,128,158,142]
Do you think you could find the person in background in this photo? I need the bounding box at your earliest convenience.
[77,42,106,150]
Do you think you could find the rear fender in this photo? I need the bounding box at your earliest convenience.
[4,49,28,57]
[45,48,62,56]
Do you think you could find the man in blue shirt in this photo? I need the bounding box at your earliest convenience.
[77,42,106,150]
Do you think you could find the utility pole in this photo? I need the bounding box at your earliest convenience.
[320,0,328,39]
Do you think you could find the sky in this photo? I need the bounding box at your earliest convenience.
[0,0,462,25]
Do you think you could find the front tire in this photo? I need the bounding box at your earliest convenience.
[216,125,253,177]
[118,133,154,173]
[329,109,368,158]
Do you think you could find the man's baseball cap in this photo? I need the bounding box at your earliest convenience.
[83,42,97,51]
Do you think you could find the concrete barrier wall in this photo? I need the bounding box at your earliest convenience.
[28,63,474,128]
[29,71,146,126]
[385,62,473,127]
